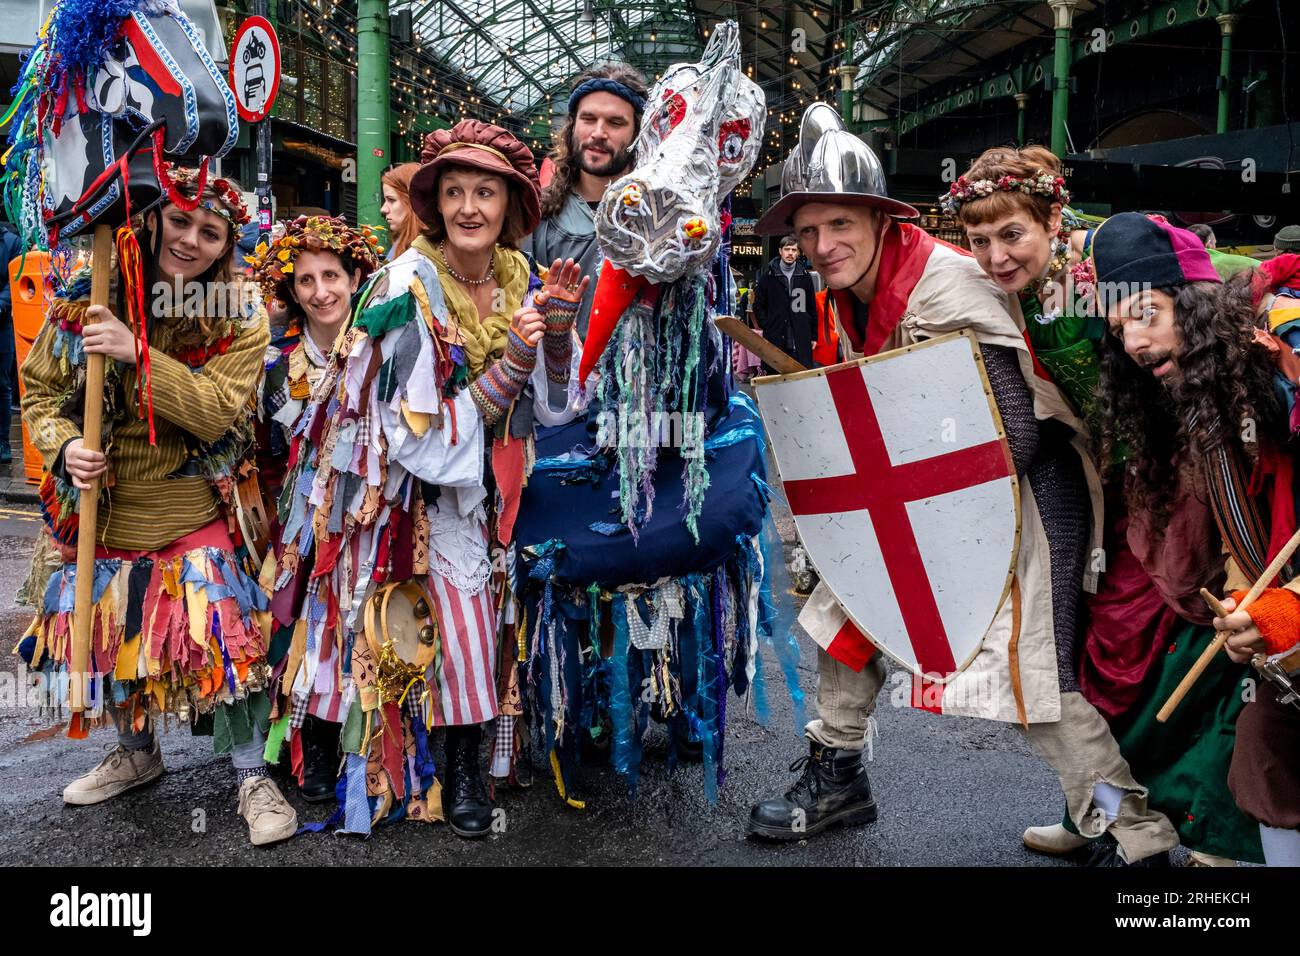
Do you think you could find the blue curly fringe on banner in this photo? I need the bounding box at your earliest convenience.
[47,0,162,82]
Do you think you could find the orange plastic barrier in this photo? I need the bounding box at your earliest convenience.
[9,251,52,485]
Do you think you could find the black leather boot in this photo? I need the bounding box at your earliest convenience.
[443,725,493,839]
[1080,833,1172,868]
[747,741,877,840]
[672,718,703,764]
[299,715,341,803]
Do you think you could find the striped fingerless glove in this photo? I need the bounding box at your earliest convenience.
[470,327,538,426]
[542,294,579,385]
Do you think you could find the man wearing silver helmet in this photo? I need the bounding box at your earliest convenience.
[746,104,1178,867]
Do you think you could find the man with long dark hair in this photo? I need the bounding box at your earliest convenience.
[523,62,647,343]
[1094,211,1300,866]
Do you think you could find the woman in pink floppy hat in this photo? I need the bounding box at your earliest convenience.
[271,119,589,839]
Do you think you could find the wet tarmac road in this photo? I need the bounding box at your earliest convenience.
[0,501,1085,867]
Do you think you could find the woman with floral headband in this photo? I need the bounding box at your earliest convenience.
[247,215,382,802]
[17,166,299,847]
[271,119,586,838]
[945,148,1261,866]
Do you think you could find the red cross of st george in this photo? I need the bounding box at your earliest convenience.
[783,367,1013,676]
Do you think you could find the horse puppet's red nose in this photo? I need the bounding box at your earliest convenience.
[577,260,650,382]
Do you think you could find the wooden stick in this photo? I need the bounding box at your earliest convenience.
[1158,524,1300,722]
[713,315,807,376]
[69,224,113,715]
[1199,587,1231,619]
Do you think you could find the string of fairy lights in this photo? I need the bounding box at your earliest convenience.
[276,0,506,140]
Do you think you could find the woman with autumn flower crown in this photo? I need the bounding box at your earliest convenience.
[17,166,301,847]
[247,215,382,803]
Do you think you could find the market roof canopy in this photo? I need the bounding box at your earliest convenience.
[401,0,697,113]
[853,0,1100,111]
[397,0,840,119]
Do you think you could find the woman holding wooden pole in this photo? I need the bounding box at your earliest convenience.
[1093,212,1300,866]
[18,170,298,847]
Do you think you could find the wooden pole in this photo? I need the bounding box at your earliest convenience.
[713,315,807,376]
[69,223,113,714]
[1157,524,1300,722]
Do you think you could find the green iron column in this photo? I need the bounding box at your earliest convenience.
[1216,14,1240,134]
[356,0,391,232]
[839,64,859,131]
[1048,0,1077,157]
[1014,92,1029,146]
[838,15,857,131]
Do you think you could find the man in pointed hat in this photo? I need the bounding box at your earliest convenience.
[746,105,1178,866]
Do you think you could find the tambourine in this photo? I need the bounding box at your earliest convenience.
[233,461,271,566]
[362,580,440,705]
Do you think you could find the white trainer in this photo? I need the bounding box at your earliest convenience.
[1023,823,1090,855]
[238,776,298,846]
[62,740,164,806]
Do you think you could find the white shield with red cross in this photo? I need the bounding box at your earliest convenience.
[755,330,1021,679]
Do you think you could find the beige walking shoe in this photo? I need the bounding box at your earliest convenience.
[1185,850,1238,867]
[238,776,298,846]
[62,740,164,806]
[1023,823,1090,855]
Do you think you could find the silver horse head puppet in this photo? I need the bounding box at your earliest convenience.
[593,20,765,284]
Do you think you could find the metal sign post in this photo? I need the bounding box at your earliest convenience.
[230,10,282,243]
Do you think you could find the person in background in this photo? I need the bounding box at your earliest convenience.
[0,219,22,463]
[1274,224,1300,255]
[380,162,428,260]
[730,268,762,381]
[752,235,816,370]
[1187,223,1216,249]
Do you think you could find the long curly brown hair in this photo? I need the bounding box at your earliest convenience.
[1097,272,1282,525]
[539,62,647,220]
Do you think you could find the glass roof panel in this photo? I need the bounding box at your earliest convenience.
[397,0,690,112]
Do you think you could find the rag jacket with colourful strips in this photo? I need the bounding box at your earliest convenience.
[20,270,270,550]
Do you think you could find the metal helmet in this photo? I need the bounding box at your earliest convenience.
[755,102,918,235]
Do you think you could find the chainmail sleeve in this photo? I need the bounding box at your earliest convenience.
[982,344,1038,473]
[982,342,1087,693]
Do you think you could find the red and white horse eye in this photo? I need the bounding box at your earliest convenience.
[652,90,688,140]
[718,119,751,164]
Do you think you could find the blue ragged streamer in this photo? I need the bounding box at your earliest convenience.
[339,751,372,836]
[608,593,640,795]
[712,568,728,791]
[691,577,719,804]
[757,512,806,736]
